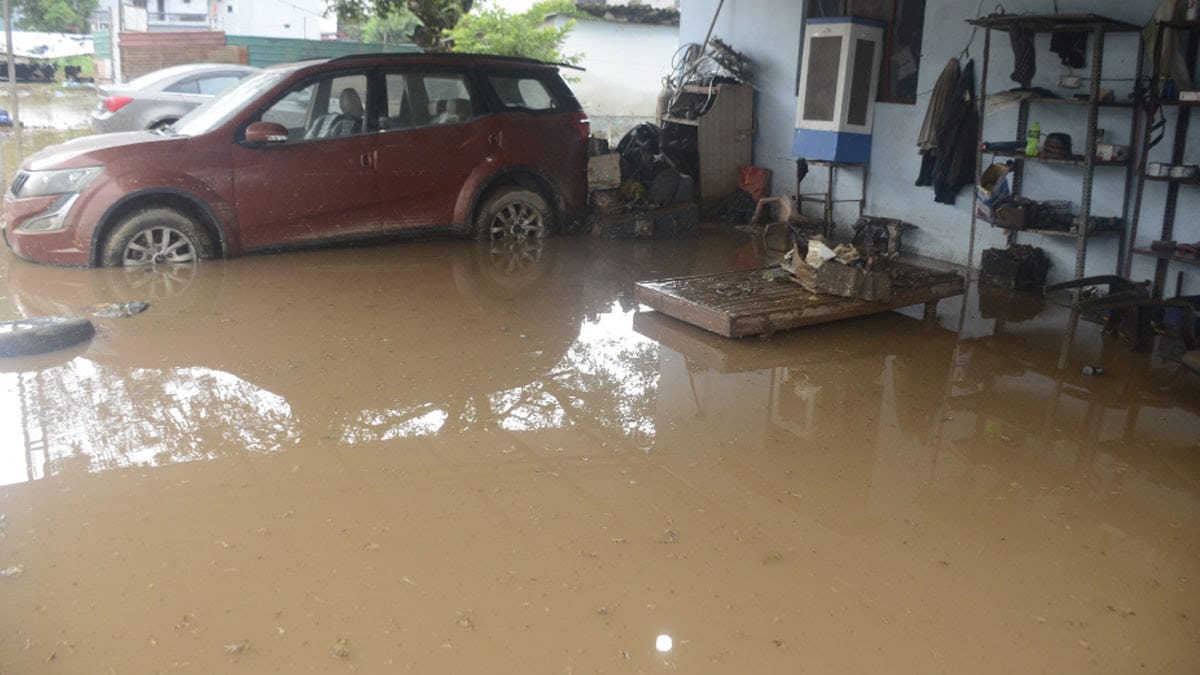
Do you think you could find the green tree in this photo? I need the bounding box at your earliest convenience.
[14,0,97,33]
[447,0,581,65]
[331,0,473,48]
[363,7,422,46]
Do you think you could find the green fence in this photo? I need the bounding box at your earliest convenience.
[226,36,420,68]
[93,29,111,60]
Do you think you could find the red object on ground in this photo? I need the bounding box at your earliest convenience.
[738,165,772,201]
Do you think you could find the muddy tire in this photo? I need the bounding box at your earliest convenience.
[473,186,555,243]
[0,316,95,358]
[101,208,215,268]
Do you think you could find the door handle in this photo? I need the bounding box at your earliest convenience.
[360,150,377,168]
[489,132,503,148]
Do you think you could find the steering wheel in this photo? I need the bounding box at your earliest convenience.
[303,112,353,140]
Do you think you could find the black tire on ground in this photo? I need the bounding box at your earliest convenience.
[101,207,215,268]
[473,186,556,242]
[0,317,95,358]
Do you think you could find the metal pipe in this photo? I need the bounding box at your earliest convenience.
[4,0,18,129]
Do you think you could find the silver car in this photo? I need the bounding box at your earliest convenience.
[91,63,259,133]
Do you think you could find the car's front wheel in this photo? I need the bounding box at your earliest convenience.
[474,186,555,243]
[101,208,215,268]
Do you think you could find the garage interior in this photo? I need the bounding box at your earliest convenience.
[1,0,1199,672]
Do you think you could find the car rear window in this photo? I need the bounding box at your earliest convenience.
[197,75,244,95]
[487,74,561,111]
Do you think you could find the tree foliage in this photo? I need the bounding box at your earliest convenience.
[363,7,422,46]
[14,0,98,33]
[331,0,473,48]
[447,0,581,65]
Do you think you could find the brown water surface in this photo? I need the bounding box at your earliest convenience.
[0,234,1197,673]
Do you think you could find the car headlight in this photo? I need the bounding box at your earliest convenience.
[13,166,102,198]
[19,193,79,232]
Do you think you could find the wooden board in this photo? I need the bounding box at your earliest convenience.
[634,262,965,338]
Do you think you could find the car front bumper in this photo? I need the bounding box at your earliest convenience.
[2,192,92,266]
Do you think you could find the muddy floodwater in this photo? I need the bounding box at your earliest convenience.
[0,233,1197,673]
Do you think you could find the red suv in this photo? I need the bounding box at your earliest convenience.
[3,53,589,267]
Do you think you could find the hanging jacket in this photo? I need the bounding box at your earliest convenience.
[918,58,960,153]
[932,59,979,205]
[916,58,961,187]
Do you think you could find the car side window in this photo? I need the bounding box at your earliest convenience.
[382,71,474,131]
[165,78,201,95]
[258,73,368,142]
[487,75,559,111]
[197,75,243,96]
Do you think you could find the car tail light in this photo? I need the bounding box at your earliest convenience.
[102,95,133,113]
[568,112,590,141]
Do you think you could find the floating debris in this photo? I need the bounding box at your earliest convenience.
[88,301,149,319]
[224,641,250,655]
[331,638,350,659]
[1,565,24,578]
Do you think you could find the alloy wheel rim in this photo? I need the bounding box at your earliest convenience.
[487,237,545,280]
[488,202,545,242]
[122,226,197,266]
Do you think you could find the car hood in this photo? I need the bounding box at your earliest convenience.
[24,131,181,171]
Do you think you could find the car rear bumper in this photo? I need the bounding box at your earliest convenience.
[91,111,128,134]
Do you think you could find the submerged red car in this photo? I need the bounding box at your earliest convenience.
[3,53,589,267]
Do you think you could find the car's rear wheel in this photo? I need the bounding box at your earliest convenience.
[474,186,554,243]
[150,119,177,131]
[101,208,215,268]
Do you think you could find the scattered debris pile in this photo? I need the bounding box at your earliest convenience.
[776,216,916,303]
[586,35,754,239]
[589,123,699,239]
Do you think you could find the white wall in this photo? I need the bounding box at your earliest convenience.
[212,0,325,39]
[680,0,1199,292]
[551,16,679,140]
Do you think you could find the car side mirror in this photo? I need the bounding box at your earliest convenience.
[244,121,289,145]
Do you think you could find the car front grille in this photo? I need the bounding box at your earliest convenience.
[10,170,28,196]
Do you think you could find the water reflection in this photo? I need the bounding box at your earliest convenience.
[1,234,1198,673]
[0,361,296,486]
[0,235,1196,495]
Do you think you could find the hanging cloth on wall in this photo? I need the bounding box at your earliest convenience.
[1009,22,1036,88]
[915,58,961,187]
[1050,32,1088,68]
[931,59,979,205]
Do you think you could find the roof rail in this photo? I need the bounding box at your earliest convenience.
[328,51,584,71]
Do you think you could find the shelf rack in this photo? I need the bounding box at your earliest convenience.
[1125,18,1200,296]
[967,13,1144,281]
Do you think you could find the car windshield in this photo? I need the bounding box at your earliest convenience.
[171,69,290,137]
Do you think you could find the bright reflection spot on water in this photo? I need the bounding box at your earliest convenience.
[655,634,673,652]
[0,361,297,486]
[342,405,449,443]
[336,300,661,444]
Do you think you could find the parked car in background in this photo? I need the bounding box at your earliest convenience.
[6,53,589,268]
[91,63,259,132]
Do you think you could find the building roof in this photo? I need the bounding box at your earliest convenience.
[575,3,680,27]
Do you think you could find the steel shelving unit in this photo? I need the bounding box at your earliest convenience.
[967,13,1144,281]
[1125,18,1200,297]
